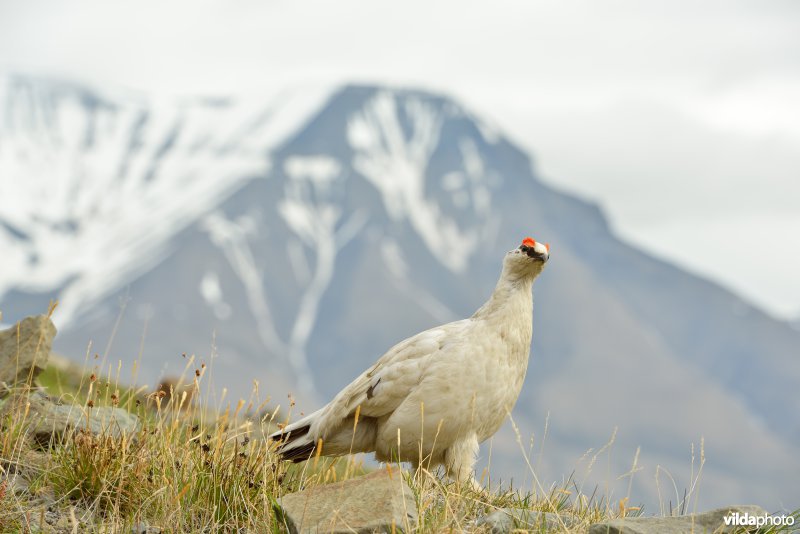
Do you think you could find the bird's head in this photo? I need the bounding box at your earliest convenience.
[503,236,550,280]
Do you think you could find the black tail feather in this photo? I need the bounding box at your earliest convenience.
[271,423,310,445]
[281,440,317,463]
[272,424,316,462]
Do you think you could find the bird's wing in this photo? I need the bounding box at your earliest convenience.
[310,319,470,437]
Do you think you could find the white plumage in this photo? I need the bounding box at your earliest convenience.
[270,237,550,487]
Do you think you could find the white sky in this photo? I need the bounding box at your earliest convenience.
[1,0,798,318]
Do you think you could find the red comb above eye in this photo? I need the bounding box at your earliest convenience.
[522,237,536,247]
[545,243,550,252]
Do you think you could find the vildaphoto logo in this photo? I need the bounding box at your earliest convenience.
[723,512,795,528]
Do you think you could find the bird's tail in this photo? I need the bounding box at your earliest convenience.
[268,409,321,463]
[269,409,376,463]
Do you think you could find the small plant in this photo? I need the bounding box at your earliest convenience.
[51,429,143,513]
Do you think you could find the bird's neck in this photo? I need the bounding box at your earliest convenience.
[472,271,534,321]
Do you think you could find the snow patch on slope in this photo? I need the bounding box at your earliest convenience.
[347,91,479,272]
[200,270,231,320]
[0,77,334,328]
[201,211,286,356]
[277,154,367,393]
[285,155,341,191]
[380,239,408,280]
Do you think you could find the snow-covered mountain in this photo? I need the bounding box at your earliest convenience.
[0,77,332,329]
[1,75,798,511]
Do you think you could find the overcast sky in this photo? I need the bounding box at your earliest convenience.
[1,0,798,318]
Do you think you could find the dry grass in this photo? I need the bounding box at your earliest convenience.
[2,362,276,531]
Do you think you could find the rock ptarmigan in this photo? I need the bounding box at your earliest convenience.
[270,237,550,487]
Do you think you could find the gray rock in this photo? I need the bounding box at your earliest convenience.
[277,468,417,533]
[0,314,140,445]
[0,315,56,389]
[1,390,140,445]
[43,506,60,526]
[588,505,769,534]
[131,522,163,534]
[478,508,582,533]
[5,473,31,496]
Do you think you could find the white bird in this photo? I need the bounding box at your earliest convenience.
[270,236,550,487]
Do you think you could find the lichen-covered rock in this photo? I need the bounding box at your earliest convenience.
[0,315,56,389]
[277,468,417,533]
[130,522,163,534]
[588,505,769,534]
[477,508,582,533]
[1,390,140,445]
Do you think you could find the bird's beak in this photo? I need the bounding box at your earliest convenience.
[519,244,549,262]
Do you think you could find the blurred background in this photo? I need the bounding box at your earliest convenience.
[1,0,798,512]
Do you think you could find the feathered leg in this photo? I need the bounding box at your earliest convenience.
[443,434,482,492]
